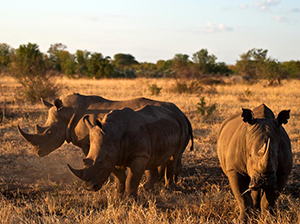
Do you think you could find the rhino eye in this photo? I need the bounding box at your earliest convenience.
[47,130,52,135]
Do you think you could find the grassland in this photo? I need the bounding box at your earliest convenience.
[0,76,300,223]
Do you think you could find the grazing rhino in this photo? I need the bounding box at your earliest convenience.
[217,104,292,222]
[68,105,191,197]
[17,93,193,188]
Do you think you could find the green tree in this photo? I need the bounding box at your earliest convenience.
[280,61,300,79]
[235,48,268,78]
[10,43,58,102]
[113,53,138,77]
[47,43,67,72]
[172,54,190,78]
[75,50,90,76]
[0,43,13,70]
[192,49,217,74]
[87,53,115,78]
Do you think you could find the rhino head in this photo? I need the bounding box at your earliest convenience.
[242,107,290,191]
[18,98,71,157]
[68,116,117,191]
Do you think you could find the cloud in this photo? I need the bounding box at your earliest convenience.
[206,22,233,33]
[288,8,300,13]
[254,0,281,11]
[239,4,248,10]
[274,16,289,23]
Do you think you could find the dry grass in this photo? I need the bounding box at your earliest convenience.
[1,76,300,223]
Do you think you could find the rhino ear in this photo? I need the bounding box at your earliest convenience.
[54,99,63,110]
[41,98,53,108]
[242,108,254,124]
[275,110,290,126]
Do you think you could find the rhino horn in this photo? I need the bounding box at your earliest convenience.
[260,138,273,172]
[35,124,46,134]
[83,115,94,130]
[41,98,53,108]
[67,164,87,181]
[18,125,37,145]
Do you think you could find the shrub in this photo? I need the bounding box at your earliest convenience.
[10,43,59,102]
[196,97,217,117]
[149,83,162,96]
[172,80,203,94]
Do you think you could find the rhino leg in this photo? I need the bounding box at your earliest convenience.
[112,168,127,195]
[124,157,148,198]
[251,190,261,210]
[144,169,158,191]
[164,155,180,189]
[227,171,253,223]
[261,188,278,215]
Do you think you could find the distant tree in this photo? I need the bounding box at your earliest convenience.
[280,60,300,79]
[59,51,76,76]
[156,59,174,77]
[135,62,162,78]
[75,50,90,76]
[235,48,268,78]
[47,43,67,72]
[0,43,13,70]
[10,43,58,102]
[87,53,115,78]
[192,49,217,74]
[113,53,138,77]
[172,53,191,78]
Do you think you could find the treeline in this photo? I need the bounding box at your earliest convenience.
[1,42,300,102]
[2,42,299,81]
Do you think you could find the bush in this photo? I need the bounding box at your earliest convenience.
[172,80,203,94]
[148,83,162,96]
[196,97,217,117]
[10,43,59,102]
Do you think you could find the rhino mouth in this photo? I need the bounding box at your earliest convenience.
[249,173,277,190]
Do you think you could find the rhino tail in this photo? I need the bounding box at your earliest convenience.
[185,115,194,151]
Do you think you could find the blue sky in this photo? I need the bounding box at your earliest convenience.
[1,0,299,64]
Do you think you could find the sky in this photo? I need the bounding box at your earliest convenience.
[1,0,300,65]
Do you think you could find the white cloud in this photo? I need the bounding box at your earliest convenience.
[239,4,248,10]
[206,22,233,33]
[254,0,281,11]
[288,8,300,13]
[274,16,288,22]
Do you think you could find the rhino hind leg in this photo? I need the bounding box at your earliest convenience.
[227,171,253,223]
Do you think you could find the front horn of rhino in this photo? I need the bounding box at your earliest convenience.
[17,125,38,145]
[67,164,87,181]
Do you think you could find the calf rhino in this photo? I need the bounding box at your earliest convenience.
[17,93,193,188]
[68,105,191,197]
[217,104,292,222]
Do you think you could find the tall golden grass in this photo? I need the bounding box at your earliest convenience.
[0,76,299,223]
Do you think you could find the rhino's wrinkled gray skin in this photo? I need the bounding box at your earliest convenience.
[68,105,191,198]
[217,104,292,223]
[18,93,193,188]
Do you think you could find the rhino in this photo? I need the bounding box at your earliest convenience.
[17,93,193,188]
[68,104,191,197]
[217,104,292,222]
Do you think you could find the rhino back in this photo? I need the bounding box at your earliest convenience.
[217,113,248,175]
[103,106,189,169]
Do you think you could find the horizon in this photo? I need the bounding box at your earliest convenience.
[1,0,300,65]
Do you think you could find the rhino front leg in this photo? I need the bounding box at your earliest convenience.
[227,171,253,223]
[112,167,127,196]
[261,187,279,216]
[125,157,148,198]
